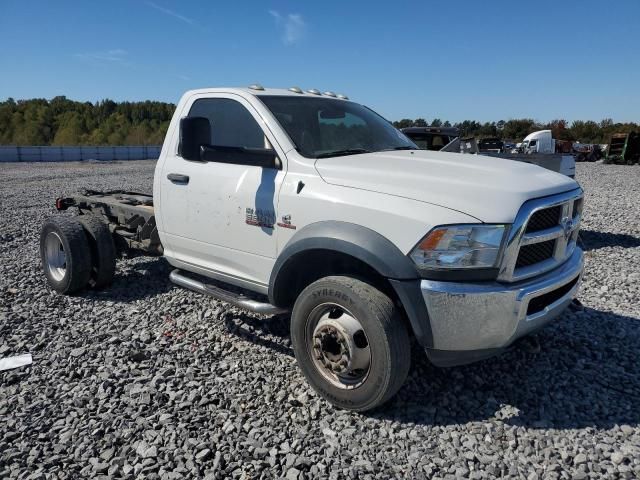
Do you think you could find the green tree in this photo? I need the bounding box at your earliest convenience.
[570,120,600,143]
[52,112,86,145]
[477,122,498,138]
[544,119,572,141]
[0,97,175,146]
[502,119,540,142]
[393,118,415,129]
[455,120,482,137]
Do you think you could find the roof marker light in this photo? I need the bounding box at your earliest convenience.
[306,89,321,95]
[288,86,303,93]
[324,91,337,97]
[337,94,349,100]
[249,84,265,91]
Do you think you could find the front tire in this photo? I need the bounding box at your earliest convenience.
[40,216,92,294]
[291,276,411,411]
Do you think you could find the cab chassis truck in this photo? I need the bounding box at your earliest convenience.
[41,86,585,411]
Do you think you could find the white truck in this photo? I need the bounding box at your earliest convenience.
[521,130,555,154]
[40,86,585,411]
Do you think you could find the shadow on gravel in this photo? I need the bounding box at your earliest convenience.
[373,307,640,430]
[580,229,640,251]
[223,312,293,358]
[85,256,174,302]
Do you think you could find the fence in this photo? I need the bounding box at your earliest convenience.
[0,145,162,162]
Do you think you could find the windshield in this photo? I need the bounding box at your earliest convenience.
[259,96,416,158]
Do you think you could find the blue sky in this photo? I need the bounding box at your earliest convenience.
[0,0,638,122]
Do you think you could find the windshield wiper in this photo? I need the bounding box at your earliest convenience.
[315,148,370,159]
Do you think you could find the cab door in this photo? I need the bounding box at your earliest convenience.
[160,94,286,288]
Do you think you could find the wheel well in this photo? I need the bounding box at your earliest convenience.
[271,249,399,309]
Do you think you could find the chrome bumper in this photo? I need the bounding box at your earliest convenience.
[421,248,583,357]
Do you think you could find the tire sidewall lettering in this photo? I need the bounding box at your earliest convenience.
[311,287,354,307]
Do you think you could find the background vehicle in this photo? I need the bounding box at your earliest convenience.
[503,142,517,152]
[40,86,584,411]
[555,139,574,154]
[404,127,576,177]
[574,143,604,162]
[606,132,640,164]
[477,137,504,153]
[520,130,555,154]
[400,126,459,150]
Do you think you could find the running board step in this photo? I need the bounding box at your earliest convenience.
[169,269,288,315]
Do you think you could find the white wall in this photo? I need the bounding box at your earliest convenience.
[0,145,162,162]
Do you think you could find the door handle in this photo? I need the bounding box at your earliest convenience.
[167,173,189,184]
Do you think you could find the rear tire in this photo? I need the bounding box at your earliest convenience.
[291,276,411,412]
[40,216,92,294]
[79,214,116,289]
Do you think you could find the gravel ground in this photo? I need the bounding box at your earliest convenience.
[1,160,639,479]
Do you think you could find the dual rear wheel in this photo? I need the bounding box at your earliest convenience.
[40,215,116,294]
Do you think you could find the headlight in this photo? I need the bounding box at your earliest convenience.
[410,224,507,271]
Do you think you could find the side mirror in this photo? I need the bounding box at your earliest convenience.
[179,116,210,161]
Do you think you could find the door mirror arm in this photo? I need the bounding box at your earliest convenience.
[200,144,280,169]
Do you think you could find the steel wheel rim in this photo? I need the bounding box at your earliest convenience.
[306,302,371,390]
[44,232,66,281]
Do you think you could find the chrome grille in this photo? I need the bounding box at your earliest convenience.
[516,240,556,268]
[525,206,561,233]
[498,188,583,282]
[572,198,583,218]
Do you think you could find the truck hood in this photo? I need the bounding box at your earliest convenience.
[314,150,579,222]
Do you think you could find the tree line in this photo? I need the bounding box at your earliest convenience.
[392,118,639,144]
[0,97,175,145]
[0,97,637,146]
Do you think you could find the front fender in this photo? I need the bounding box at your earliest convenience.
[269,221,418,296]
[268,221,434,347]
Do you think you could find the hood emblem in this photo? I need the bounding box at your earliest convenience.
[561,216,573,240]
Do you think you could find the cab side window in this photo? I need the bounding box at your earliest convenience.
[188,98,266,149]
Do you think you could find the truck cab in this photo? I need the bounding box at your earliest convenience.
[521,129,555,154]
[42,86,585,411]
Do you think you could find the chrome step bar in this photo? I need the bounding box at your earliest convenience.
[169,269,288,315]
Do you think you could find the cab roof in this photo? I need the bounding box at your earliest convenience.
[182,86,350,100]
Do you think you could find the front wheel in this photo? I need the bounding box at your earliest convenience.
[291,276,411,411]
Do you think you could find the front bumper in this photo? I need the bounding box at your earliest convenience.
[421,247,583,366]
